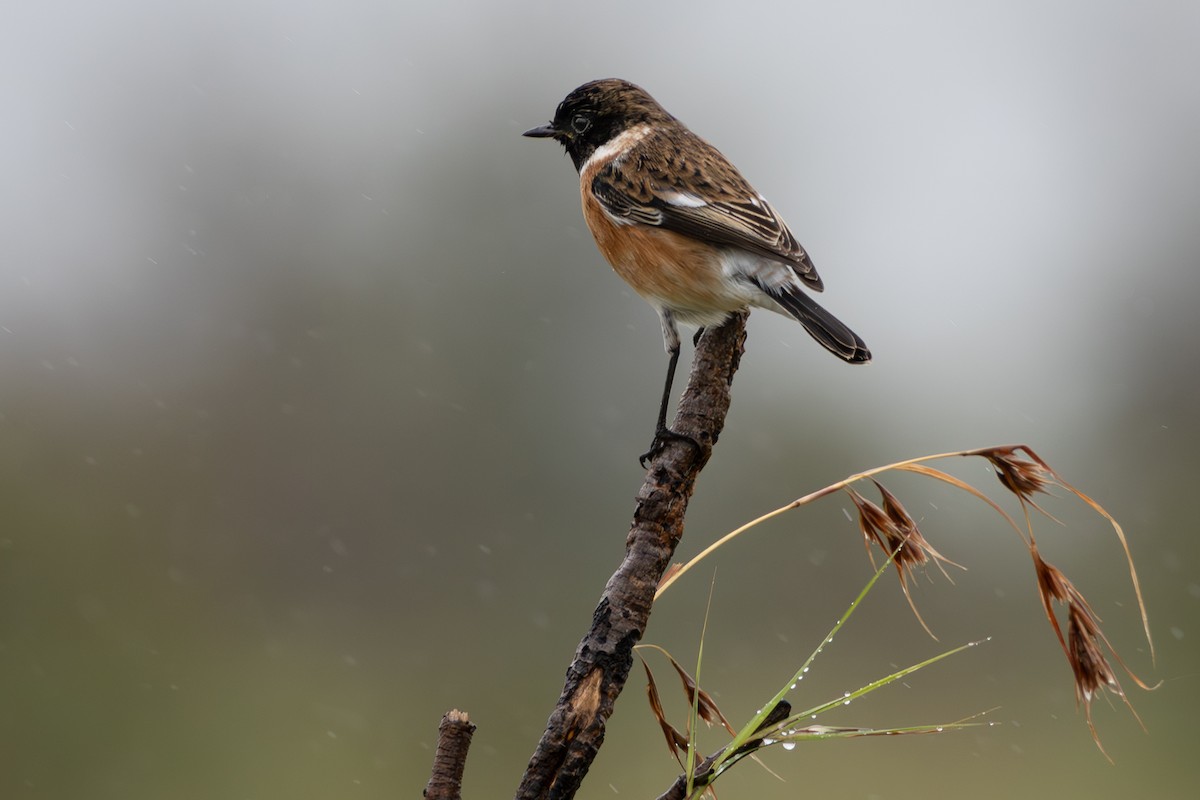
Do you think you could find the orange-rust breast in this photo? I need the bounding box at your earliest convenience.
[578,164,741,316]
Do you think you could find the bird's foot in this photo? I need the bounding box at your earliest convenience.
[639,426,701,468]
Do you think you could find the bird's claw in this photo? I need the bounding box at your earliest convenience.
[639,427,702,468]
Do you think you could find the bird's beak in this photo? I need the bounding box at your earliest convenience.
[522,123,558,138]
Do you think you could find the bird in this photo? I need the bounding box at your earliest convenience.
[523,78,870,466]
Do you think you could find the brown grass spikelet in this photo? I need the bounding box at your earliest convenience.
[976,445,1054,501]
[1067,600,1120,703]
[846,486,901,563]
[846,482,963,637]
[967,444,1064,526]
[665,656,736,735]
[1029,545,1153,759]
[1032,548,1072,614]
[640,656,689,762]
[871,480,962,578]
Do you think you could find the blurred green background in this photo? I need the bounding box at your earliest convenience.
[2,1,1197,797]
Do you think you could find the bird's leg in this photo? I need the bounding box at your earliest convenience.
[639,344,701,467]
[652,343,681,437]
[639,312,701,467]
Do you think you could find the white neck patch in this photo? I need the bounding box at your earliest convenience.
[581,123,653,173]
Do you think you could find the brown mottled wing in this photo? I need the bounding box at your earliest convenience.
[590,128,823,291]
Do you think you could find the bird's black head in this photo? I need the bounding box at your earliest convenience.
[523,79,673,171]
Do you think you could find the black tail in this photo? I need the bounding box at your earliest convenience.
[761,284,871,364]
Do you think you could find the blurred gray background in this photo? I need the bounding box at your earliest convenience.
[2,1,1197,797]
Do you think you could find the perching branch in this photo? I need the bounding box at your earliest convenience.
[424,709,476,800]
[512,311,748,800]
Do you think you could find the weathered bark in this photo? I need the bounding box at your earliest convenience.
[424,709,476,800]
[513,312,748,800]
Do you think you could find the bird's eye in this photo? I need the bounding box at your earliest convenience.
[570,114,592,134]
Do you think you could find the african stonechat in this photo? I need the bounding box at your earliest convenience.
[524,78,870,464]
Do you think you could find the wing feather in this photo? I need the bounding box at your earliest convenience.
[589,128,824,291]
